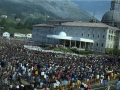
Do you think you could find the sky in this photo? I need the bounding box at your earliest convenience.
[72,0,111,20]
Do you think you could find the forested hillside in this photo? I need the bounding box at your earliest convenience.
[0,0,61,23]
[0,18,32,34]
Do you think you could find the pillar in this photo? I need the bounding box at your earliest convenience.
[79,41,81,48]
[69,40,71,47]
[75,41,76,47]
[63,40,65,47]
[85,42,86,49]
[92,43,94,51]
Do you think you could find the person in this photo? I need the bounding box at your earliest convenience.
[117,77,120,90]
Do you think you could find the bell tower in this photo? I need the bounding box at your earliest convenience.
[110,0,120,10]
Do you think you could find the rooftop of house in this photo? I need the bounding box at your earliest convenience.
[33,24,54,27]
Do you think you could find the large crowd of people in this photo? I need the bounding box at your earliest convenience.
[0,37,119,90]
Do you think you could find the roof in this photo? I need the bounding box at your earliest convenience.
[49,20,74,22]
[47,34,94,43]
[33,21,120,31]
[101,10,120,23]
[57,21,120,30]
[33,24,54,27]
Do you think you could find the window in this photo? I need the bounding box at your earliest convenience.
[98,35,99,38]
[82,33,83,36]
[96,43,98,46]
[114,36,115,40]
[88,34,89,37]
[108,35,110,40]
[111,36,113,41]
[102,43,103,47]
[112,31,113,34]
[109,30,111,33]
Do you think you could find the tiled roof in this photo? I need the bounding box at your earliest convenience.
[49,20,74,22]
[33,22,120,31]
[58,22,120,30]
[33,24,54,27]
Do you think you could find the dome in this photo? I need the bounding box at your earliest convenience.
[101,10,120,23]
[59,31,67,36]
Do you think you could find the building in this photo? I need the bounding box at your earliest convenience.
[1,15,7,19]
[101,0,120,28]
[32,0,120,53]
[26,34,32,39]
[2,32,10,39]
[14,33,26,39]
[32,20,120,53]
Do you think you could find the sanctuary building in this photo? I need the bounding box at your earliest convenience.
[32,0,120,53]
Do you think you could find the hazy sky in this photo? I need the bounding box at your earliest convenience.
[72,0,111,20]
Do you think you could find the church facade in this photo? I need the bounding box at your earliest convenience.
[32,0,120,53]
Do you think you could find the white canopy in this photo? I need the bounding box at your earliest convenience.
[47,31,94,43]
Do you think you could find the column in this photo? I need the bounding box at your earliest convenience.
[88,43,90,50]
[79,41,81,48]
[75,41,76,47]
[92,43,94,51]
[89,43,91,50]
[58,39,60,45]
[69,40,71,47]
[85,42,86,49]
[63,40,65,47]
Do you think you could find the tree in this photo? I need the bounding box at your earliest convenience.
[16,22,23,29]
[0,18,7,26]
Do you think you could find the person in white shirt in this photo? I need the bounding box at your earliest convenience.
[117,77,120,90]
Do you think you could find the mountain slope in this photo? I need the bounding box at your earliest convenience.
[0,0,93,22]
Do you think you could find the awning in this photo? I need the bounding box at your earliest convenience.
[47,34,94,43]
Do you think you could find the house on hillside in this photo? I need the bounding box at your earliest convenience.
[26,34,32,39]
[2,32,10,39]
[1,15,7,19]
[13,33,26,39]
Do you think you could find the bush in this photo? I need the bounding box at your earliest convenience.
[105,48,120,55]
[70,48,93,55]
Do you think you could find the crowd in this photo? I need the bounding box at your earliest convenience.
[0,37,120,90]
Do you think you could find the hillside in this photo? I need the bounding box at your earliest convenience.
[0,0,93,22]
[0,0,61,23]
[0,18,32,34]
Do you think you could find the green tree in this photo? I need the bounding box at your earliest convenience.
[0,18,7,27]
[16,22,23,29]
